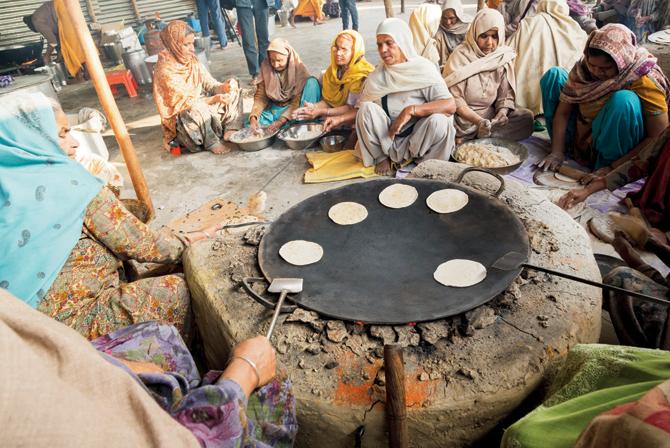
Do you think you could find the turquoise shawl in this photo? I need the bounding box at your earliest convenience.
[0,93,102,307]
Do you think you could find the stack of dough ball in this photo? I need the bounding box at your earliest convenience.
[279,240,324,266]
[379,184,419,209]
[426,189,469,214]
[456,143,520,168]
[328,202,368,225]
[434,259,487,287]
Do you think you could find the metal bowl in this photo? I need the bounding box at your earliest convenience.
[229,128,277,151]
[278,123,324,150]
[453,137,528,175]
[319,134,345,152]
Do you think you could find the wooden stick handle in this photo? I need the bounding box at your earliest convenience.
[383,0,394,17]
[384,344,408,448]
[63,0,155,220]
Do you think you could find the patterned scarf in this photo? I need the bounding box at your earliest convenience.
[561,24,670,106]
[260,39,311,104]
[153,20,206,149]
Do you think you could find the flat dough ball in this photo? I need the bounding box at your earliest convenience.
[379,184,419,209]
[434,259,487,287]
[554,172,578,183]
[426,189,469,214]
[279,240,324,266]
[328,202,368,225]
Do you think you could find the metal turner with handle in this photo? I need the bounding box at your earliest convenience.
[492,251,670,307]
[264,278,304,340]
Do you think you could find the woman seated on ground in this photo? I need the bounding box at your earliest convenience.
[293,0,325,25]
[0,93,221,340]
[502,344,670,448]
[292,30,374,133]
[0,289,298,447]
[538,24,669,177]
[444,8,534,143]
[408,3,442,67]
[434,0,471,71]
[249,38,321,134]
[494,0,596,35]
[507,0,588,116]
[355,18,457,176]
[154,20,242,155]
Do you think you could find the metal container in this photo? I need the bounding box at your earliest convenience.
[102,42,124,65]
[278,123,324,150]
[319,134,345,152]
[229,128,277,151]
[453,137,528,175]
[0,73,59,103]
[122,49,152,85]
[194,36,211,62]
[196,50,208,68]
[144,54,158,75]
[48,62,67,86]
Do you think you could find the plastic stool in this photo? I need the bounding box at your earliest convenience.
[105,69,138,98]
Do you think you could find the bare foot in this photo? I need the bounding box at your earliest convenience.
[612,231,644,270]
[209,142,233,154]
[375,159,394,176]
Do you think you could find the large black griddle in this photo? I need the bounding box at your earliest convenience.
[253,171,530,324]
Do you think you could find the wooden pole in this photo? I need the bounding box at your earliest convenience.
[478,0,487,11]
[384,345,408,448]
[401,0,405,14]
[64,0,155,220]
[130,0,143,21]
[85,0,97,23]
[384,0,394,18]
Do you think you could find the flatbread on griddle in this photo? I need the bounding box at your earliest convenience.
[328,202,368,225]
[279,240,324,266]
[426,189,469,214]
[379,184,419,209]
[434,259,487,287]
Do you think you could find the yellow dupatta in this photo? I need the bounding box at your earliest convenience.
[321,30,374,107]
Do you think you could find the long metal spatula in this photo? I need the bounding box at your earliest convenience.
[265,278,304,340]
[492,251,670,307]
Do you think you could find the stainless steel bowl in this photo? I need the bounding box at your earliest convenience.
[278,123,324,150]
[319,134,345,152]
[453,137,528,175]
[229,128,277,151]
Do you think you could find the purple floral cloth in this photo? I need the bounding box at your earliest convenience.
[92,321,298,448]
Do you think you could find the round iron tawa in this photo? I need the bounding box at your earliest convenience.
[258,178,530,324]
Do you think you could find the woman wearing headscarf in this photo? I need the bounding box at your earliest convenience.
[0,289,298,447]
[493,0,596,35]
[444,8,534,142]
[249,38,321,134]
[409,4,442,67]
[538,24,670,179]
[153,20,242,154]
[0,93,221,340]
[355,18,457,176]
[434,0,471,70]
[292,30,374,133]
[508,0,588,115]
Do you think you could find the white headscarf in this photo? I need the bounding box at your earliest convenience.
[441,0,471,21]
[359,18,446,103]
[408,4,442,65]
[443,8,516,87]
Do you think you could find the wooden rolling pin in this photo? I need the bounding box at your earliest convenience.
[557,165,588,181]
[384,345,409,448]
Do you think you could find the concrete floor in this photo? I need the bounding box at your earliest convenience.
[57,0,478,227]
